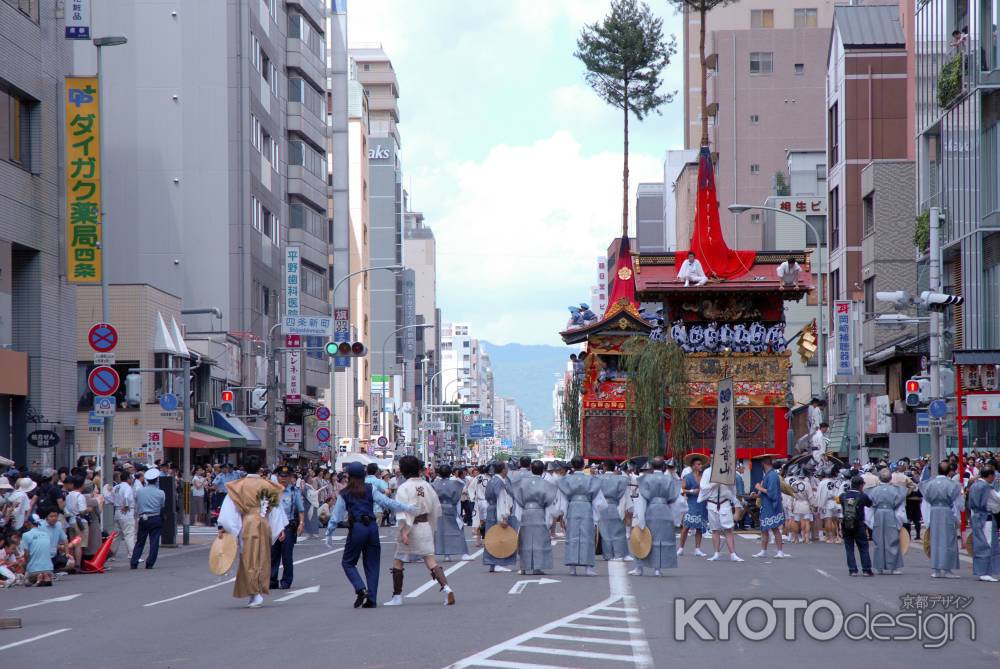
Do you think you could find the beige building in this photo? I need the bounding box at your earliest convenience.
[683,1,838,249]
[673,157,700,249]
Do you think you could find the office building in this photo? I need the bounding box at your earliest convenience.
[664,149,698,250]
[635,182,666,252]
[0,0,77,466]
[76,0,332,456]
[404,204,440,438]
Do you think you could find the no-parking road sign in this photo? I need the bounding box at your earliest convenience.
[88,365,120,397]
[315,427,331,443]
[88,323,119,353]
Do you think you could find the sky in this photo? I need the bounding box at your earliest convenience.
[349,1,687,346]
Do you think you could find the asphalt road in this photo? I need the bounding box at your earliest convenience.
[2,529,998,668]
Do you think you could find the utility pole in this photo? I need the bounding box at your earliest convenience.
[928,206,942,463]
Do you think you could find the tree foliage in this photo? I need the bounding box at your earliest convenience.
[562,375,583,456]
[621,338,690,460]
[575,0,676,237]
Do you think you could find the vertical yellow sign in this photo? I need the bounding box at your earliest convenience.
[65,76,102,283]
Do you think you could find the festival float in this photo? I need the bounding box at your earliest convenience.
[562,146,815,463]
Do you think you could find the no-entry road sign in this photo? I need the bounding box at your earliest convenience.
[88,365,120,397]
[88,323,118,353]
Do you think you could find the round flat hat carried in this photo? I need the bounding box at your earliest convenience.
[683,453,709,467]
[964,533,974,557]
[629,526,652,559]
[209,532,238,576]
[899,527,911,555]
[922,528,932,558]
[484,524,518,559]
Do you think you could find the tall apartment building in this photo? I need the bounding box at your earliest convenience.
[916,0,1000,444]
[683,1,835,249]
[79,1,331,444]
[0,0,77,466]
[350,45,402,422]
[403,204,439,431]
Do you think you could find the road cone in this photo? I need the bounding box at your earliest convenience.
[81,531,118,573]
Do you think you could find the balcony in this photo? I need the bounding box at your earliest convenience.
[287,102,326,151]
[286,39,325,91]
[285,0,325,31]
[287,165,326,211]
[358,69,399,89]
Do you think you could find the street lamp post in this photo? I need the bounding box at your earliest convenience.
[731,204,826,457]
[93,35,127,534]
[729,204,827,395]
[329,264,403,445]
[379,323,433,447]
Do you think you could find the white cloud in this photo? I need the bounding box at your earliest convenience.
[549,84,617,131]
[410,131,661,345]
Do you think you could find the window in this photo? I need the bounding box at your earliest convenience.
[251,197,262,231]
[828,103,839,165]
[289,200,326,240]
[816,164,826,181]
[288,139,326,178]
[806,215,826,246]
[250,33,261,71]
[301,263,326,300]
[363,63,371,71]
[830,269,840,305]
[262,285,271,317]
[750,9,774,28]
[864,277,876,318]
[261,206,278,243]
[750,114,760,124]
[863,194,875,237]
[3,0,38,21]
[0,86,31,168]
[829,187,840,250]
[794,8,818,28]
[287,12,324,60]
[288,76,325,119]
[750,213,761,225]
[750,163,760,175]
[249,114,261,150]
[794,63,805,75]
[750,52,773,75]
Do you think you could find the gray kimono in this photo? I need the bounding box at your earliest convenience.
[558,473,602,567]
[919,475,962,571]
[432,477,468,557]
[968,479,1000,577]
[598,474,629,559]
[867,484,906,572]
[511,475,558,571]
[638,472,680,570]
[484,475,519,567]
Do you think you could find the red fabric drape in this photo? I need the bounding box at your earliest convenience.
[680,147,756,280]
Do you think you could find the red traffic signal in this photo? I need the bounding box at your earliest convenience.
[220,389,236,414]
[221,389,234,403]
[905,380,920,394]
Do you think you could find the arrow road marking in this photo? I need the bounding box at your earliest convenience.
[8,594,81,611]
[275,585,320,602]
[508,578,560,595]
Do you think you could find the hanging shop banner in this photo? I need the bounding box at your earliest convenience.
[65,76,102,283]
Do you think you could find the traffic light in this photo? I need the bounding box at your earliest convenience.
[798,319,818,363]
[920,291,964,312]
[125,373,142,407]
[250,387,267,413]
[220,389,235,414]
[905,377,929,407]
[325,341,367,357]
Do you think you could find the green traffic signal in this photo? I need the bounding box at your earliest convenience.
[325,341,339,356]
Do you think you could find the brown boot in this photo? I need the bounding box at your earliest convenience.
[430,565,455,605]
[390,567,404,596]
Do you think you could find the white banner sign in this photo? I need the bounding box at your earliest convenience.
[145,430,163,451]
[65,0,91,39]
[282,316,333,336]
[834,300,854,376]
[286,334,301,404]
[966,394,1000,417]
[284,424,303,443]
[285,247,301,317]
[710,377,736,485]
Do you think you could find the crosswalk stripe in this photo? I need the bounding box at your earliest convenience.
[535,633,642,646]
[510,646,646,662]
[558,622,634,633]
[471,660,569,669]
[577,613,639,622]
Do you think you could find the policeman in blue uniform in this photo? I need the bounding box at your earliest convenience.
[326,462,416,608]
[271,466,304,589]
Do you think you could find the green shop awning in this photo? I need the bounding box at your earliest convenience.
[194,423,247,449]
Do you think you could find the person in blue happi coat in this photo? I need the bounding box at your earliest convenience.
[752,454,789,559]
[326,462,416,608]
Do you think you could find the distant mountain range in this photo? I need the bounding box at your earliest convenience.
[480,340,575,430]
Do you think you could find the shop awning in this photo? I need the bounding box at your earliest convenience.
[163,429,229,450]
[194,423,247,449]
[212,411,262,446]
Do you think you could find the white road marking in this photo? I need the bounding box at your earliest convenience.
[815,568,835,580]
[144,547,344,607]
[446,560,651,669]
[275,585,321,602]
[508,578,560,595]
[0,628,71,651]
[8,594,81,611]
[406,549,483,599]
